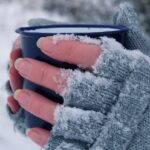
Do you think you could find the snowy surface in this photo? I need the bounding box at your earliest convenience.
[0,1,68,150]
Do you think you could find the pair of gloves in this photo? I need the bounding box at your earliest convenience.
[6,3,150,150]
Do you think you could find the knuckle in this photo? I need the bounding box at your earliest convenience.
[64,43,76,61]
[39,67,49,84]
[37,104,45,119]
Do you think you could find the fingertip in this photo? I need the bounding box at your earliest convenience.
[7,95,20,113]
[37,37,46,49]
[26,128,31,136]
[14,89,22,100]
[14,58,24,71]
[26,128,50,148]
[37,37,54,52]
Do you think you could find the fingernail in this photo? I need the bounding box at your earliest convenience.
[14,58,31,76]
[14,89,22,100]
[37,37,45,48]
[37,37,55,52]
[14,58,23,70]
[14,89,31,107]
[26,128,31,136]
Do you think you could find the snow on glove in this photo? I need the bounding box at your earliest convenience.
[108,4,150,150]
[88,4,150,150]
[46,3,150,148]
[45,135,88,150]
[47,36,150,150]
[90,37,150,150]
[43,35,135,147]
[43,59,124,149]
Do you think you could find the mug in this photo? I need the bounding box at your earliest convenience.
[16,24,128,130]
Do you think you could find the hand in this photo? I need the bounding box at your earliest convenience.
[8,36,101,148]
[7,37,23,113]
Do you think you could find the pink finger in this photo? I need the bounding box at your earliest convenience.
[9,65,23,92]
[10,37,22,67]
[37,37,101,70]
[7,95,20,113]
[10,49,22,66]
[9,38,23,91]
[14,89,58,124]
[26,128,50,148]
[14,58,71,94]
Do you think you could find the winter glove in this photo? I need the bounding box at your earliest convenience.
[45,35,150,150]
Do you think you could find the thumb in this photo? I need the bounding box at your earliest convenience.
[113,2,150,56]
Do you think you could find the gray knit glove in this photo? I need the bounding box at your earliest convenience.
[89,37,150,150]
[113,2,150,56]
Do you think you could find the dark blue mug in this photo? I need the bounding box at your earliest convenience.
[16,24,128,130]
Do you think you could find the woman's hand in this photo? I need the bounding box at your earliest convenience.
[8,36,101,148]
[7,37,23,113]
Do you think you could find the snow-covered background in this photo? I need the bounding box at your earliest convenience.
[0,0,149,149]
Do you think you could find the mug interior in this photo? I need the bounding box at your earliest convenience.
[26,27,120,33]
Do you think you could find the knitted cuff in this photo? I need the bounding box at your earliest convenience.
[6,106,27,135]
[55,141,87,150]
[44,136,64,150]
[90,48,150,149]
[52,105,105,144]
[61,69,122,114]
[113,2,150,56]
[45,136,87,150]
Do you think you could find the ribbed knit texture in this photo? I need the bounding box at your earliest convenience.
[52,105,105,144]
[44,136,65,150]
[62,70,122,113]
[90,38,150,150]
[49,37,150,150]
[55,141,87,150]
